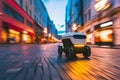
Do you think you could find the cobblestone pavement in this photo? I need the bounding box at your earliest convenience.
[0,43,120,80]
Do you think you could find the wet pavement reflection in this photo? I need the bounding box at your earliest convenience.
[0,43,120,80]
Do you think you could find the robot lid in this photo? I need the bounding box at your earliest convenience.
[62,32,85,38]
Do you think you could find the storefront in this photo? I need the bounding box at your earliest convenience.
[8,29,20,43]
[94,21,114,46]
[1,27,7,43]
[1,22,34,44]
[22,32,32,44]
[1,22,21,43]
[0,0,35,44]
[86,30,93,44]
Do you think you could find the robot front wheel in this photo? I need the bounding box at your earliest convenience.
[65,47,76,60]
[83,46,91,58]
[58,45,63,57]
[58,45,91,59]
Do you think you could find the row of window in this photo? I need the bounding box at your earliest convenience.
[34,11,45,27]
[18,0,47,28]
[19,0,32,17]
[26,20,32,27]
[3,4,33,28]
[19,0,32,7]
[84,9,91,23]
[3,4,24,22]
[25,5,32,16]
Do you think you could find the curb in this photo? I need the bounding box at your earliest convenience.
[89,45,120,49]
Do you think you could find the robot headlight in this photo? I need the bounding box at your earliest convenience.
[74,44,85,48]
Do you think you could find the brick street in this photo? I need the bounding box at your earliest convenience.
[0,43,120,80]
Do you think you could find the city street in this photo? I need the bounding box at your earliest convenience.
[0,43,120,80]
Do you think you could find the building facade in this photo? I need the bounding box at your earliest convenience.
[34,0,58,43]
[50,21,58,38]
[34,0,48,28]
[0,0,35,44]
[78,0,120,46]
[65,0,72,32]
[65,0,83,32]
[15,0,57,43]
[66,0,120,46]
[15,0,34,19]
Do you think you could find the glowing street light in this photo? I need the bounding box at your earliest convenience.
[48,33,52,37]
[94,0,111,12]
[100,21,113,27]
[23,35,27,41]
[43,28,48,34]
[72,23,77,31]
[23,31,28,34]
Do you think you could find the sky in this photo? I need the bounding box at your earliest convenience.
[42,0,68,34]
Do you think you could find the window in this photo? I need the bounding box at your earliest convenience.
[30,10,32,16]
[84,13,87,23]
[20,0,23,7]
[30,0,32,5]
[26,5,28,12]
[84,9,91,23]
[3,4,24,22]
[26,20,32,28]
[88,9,91,20]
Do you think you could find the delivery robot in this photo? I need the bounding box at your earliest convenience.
[58,32,91,59]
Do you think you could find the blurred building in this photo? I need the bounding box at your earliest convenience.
[15,0,34,19]
[15,0,47,44]
[66,0,120,46]
[49,21,58,38]
[16,0,58,43]
[65,0,72,32]
[0,0,58,44]
[46,19,58,43]
[33,0,50,43]
[0,0,35,44]
[65,0,83,32]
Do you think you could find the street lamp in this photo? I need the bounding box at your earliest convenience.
[43,28,48,43]
[72,23,77,31]
[94,0,111,12]
[23,31,28,34]
[43,28,48,34]
[48,33,51,37]
[22,31,28,43]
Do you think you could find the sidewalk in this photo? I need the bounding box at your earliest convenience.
[89,45,120,49]
[0,44,26,47]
